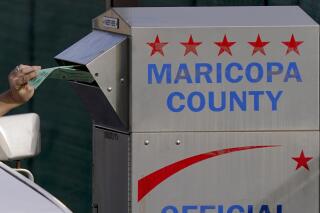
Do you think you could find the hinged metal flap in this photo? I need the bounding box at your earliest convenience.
[55,30,127,65]
[55,30,129,129]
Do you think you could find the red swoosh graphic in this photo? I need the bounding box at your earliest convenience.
[138,145,279,202]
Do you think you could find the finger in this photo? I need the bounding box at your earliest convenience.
[14,76,28,88]
[20,66,35,74]
[12,79,23,90]
[18,64,31,70]
[20,64,41,70]
[21,65,42,74]
[9,65,22,77]
[23,71,37,81]
[32,66,41,71]
[26,84,35,92]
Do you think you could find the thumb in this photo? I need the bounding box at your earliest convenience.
[26,84,35,93]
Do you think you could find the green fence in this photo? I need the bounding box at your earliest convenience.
[0,1,104,212]
[0,0,318,212]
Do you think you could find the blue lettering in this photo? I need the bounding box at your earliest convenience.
[218,205,224,213]
[162,204,283,213]
[216,63,222,83]
[246,63,263,83]
[259,205,271,213]
[266,91,283,111]
[225,63,243,83]
[230,91,247,111]
[267,62,283,82]
[148,62,302,85]
[182,205,198,213]
[175,63,193,84]
[248,91,264,111]
[284,62,302,82]
[227,205,245,213]
[187,92,205,112]
[167,92,185,112]
[162,206,179,213]
[195,63,213,83]
[208,91,226,112]
[148,64,171,84]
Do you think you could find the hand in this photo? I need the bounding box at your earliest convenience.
[8,64,41,104]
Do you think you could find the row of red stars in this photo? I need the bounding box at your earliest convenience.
[147,34,304,57]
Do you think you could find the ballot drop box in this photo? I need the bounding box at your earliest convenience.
[55,6,319,213]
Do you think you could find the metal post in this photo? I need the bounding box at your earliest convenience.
[15,160,21,169]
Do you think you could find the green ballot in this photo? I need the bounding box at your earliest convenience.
[29,65,94,89]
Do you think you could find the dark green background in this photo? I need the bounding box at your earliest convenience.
[0,0,318,212]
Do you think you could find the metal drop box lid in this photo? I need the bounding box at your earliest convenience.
[56,6,319,133]
[95,6,318,30]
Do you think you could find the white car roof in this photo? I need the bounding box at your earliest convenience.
[0,162,72,213]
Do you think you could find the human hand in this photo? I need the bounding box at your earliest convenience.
[8,64,41,104]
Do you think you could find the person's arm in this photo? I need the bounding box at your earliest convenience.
[0,65,41,116]
[0,90,23,116]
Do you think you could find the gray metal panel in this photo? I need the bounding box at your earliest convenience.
[131,131,319,213]
[87,36,129,127]
[92,127,129,213]
[130,26,319,132]
[55,31,129,128]
[0,162,72,213]
[71,82,127,131]
[55,30,126,65]
[114,6,318,28]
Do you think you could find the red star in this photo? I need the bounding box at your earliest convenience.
[147,35,168,56]
[214,35,236,56]
[180,35,202,56]
[292,150,313,171]
[282,34,304,55]
[248,34,270,56]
